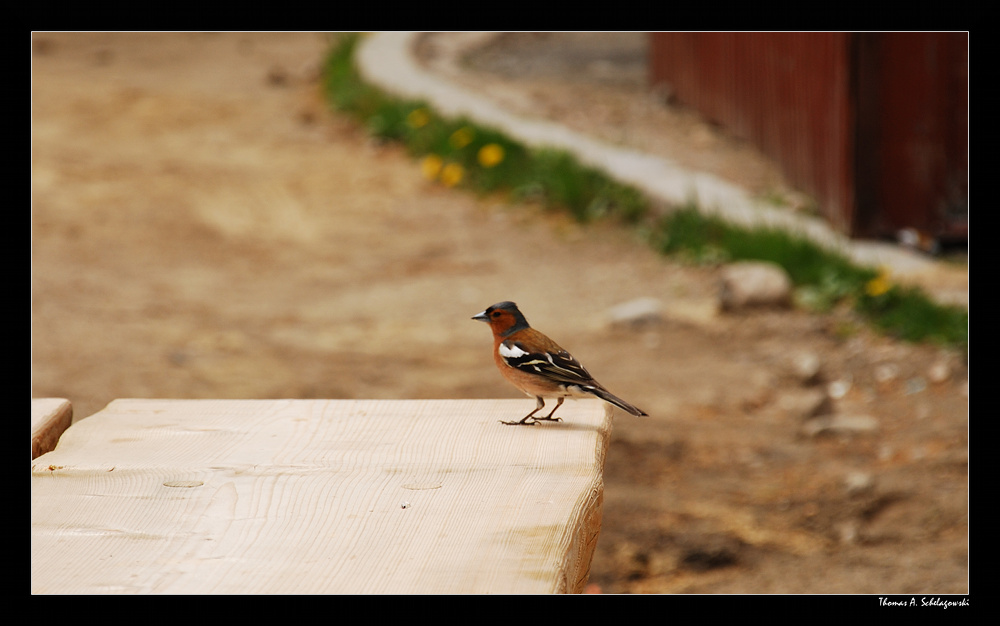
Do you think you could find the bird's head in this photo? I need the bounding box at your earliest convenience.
[472,301,531,337]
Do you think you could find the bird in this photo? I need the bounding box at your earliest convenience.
[472,301,648,425]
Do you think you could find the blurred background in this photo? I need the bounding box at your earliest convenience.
[31,32,967,593]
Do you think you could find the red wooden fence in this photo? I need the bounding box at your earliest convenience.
[650,32,967,243]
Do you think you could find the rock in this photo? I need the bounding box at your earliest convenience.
[904,377,927,395]
[718,261,792,311]
[927,360,952,384]
[827,378,851,400]
[874,363,899,384]
[802,414,878,437]
[777,388,832,420]
[790,351,822,384]
[607,297,664,329]
[837,520,860,544]
[844,471,875,495]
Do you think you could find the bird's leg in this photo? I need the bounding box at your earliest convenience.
[500,396,545,426]
[531,397,564,423]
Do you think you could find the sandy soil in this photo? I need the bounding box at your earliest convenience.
[31,32,968,594]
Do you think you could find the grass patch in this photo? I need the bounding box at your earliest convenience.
[321,34,967,353]
[654,206,968,351]
[322,34,648,224]
[856,283,968,347]
[653,204,876,288]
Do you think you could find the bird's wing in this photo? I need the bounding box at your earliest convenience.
[499,340,596,387]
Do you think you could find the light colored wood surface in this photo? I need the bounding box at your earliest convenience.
[31,398,73,460]
[30,398,611,594]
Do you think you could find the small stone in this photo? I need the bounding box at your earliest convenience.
[837,520,860,544]
[844,471,875,495]
[718,261,792,311]
[904,377,927,395]
[802,414,878,437]
[874,363,899,383]
[607,297,663,329]
[827,378,851,399]
[790,351,822,384]
[778,388,832,420]
[927,361,952,384]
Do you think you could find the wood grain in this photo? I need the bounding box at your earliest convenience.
[30,399,612,594]
[31,398,72,460]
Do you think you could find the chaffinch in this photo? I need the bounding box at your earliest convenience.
[472,301,648,425]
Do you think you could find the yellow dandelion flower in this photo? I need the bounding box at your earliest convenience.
[421,154,443,181]
[440,162,465,187]
[865,268,892,297]
[449,127,475,149]
[407,108,430,129]
[477,143,505,168]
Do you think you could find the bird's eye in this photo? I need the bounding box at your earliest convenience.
[492,311,501,318]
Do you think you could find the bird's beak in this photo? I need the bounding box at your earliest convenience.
[472,310,489,322]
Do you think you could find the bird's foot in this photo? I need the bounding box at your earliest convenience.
[530,415,563,423]
[499,418,537,426]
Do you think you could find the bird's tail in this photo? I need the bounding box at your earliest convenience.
[589,386,648,417]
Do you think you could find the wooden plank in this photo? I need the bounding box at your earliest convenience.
[30,399,611,594]
[31,398,73,460]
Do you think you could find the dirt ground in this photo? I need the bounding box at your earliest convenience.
[31,32,968,594]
